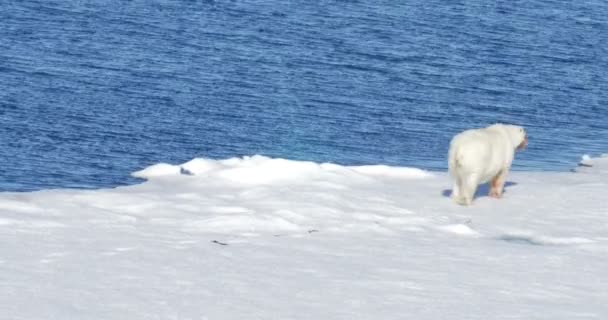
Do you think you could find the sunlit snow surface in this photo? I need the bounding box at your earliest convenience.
[2,155,608,319]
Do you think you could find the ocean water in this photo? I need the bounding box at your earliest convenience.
[1,0,607,192]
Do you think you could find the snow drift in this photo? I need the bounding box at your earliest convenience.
[1,154,607,319]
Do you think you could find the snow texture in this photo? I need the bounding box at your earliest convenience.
[2,154,608,319]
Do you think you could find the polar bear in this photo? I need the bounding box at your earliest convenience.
[448,124,528,206]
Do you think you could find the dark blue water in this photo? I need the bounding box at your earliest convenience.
[1,0,607,192]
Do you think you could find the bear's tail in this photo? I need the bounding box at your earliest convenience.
[448,147,463,172]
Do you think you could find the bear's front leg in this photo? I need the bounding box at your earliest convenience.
[489,170,507,198]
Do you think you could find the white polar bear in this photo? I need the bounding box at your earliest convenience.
[448,124,528,206]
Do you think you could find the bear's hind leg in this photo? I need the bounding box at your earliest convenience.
[451,173,478,206]
[451,177,466,205]
[460,174,479,206]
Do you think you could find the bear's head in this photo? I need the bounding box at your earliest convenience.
[502,124,528,151]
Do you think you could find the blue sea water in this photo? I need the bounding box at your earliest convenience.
[1,0,607,192]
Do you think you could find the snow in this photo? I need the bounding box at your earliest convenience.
[2,154,608,319]
[577,153,608,174]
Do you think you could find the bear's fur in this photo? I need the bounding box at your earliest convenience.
[448,124,527,206]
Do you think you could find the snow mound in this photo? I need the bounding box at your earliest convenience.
[131,155,433,184]
[575,154,608,174]
[497,231,594,246]
[437,223,480,237]
[131,163,181,178]
[351,165,433,179]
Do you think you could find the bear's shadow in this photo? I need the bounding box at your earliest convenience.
[442,181,518,198]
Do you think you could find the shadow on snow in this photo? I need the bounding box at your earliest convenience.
[441,181,518,199]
